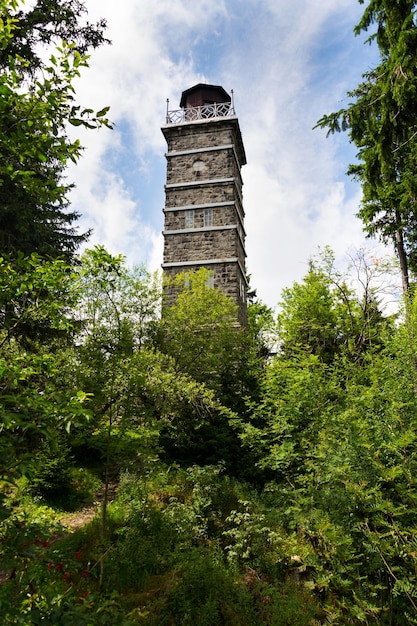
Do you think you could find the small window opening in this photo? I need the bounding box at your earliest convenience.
[185,209,194,228]
[204,208,213,227]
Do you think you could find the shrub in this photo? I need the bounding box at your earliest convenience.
[149,545,258,626]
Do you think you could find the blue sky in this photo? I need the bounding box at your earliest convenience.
[68,0,397,310]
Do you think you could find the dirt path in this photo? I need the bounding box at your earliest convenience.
[0,484,119,585]
[60,505,98,530]
[60,482,118,531]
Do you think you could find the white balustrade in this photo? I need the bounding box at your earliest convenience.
[166,101,235,124]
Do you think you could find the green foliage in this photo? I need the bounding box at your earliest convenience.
[27,441,75,502]
[241,352,340,480]
[0,254,90,483]
[98,467,320,625]
[0,0,109,72]
[160,268,241,386]
[149,546,259,626]
[0,347,90,484]
[277,248,388,364]
[160,268,266,406]
[0,253,80,346]
[25,443,100,510]
[0,489,131,624]
[71,247,161,471]
[158,269,267,472]
[3,64,417,619]
[77,246,161,354]
[228,251,417,622]
[315,1,417,289]
[278,265,347,363]
[247,297,277,358]
[0,0,111,260]
[4,235,415,623]
[1,587,132,625]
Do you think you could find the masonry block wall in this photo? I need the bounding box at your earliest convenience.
[161,93,248,325]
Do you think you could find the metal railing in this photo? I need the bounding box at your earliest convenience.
[165,100,235,124]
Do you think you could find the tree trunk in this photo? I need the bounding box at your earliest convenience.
[395,212,409,294]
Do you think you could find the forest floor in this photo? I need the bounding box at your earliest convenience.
[59,482,118,530]
[0,483,118,586]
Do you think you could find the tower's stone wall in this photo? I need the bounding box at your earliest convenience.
[164,123,242,154]
[165,183,238,208]
[164,205,238,230]
[164,262,243,305]
[166,149,242,183]
[164,229,236,263]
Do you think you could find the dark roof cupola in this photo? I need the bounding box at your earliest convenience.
[179,83,231,108]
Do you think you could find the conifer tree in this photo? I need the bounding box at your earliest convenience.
[316,0,417,292]
[0,0,110,260]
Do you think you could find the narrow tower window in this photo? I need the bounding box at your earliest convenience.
[204,208,213,227]
[185,209,194,228]
[240,279,246,302]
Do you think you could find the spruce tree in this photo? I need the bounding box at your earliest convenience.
[316,0,417,292]
[0,0,110,261]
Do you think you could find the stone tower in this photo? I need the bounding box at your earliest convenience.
[161,83,248,325]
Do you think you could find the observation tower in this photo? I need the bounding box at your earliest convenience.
[161,83,247,324]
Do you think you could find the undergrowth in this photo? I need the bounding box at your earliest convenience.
[0,465,322,625]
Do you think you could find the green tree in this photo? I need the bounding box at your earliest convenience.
[73,247,161,472]
[0,0,109,72]
[292,306,417,623]
[316,0,417,292]
[157,269,270,475]
[276,248,386,364]
[0,0,111,260]
[72,251,255,478]
[0,254,90,485]
[238,254,417,622]
[159,269,240,384]
[160,269,264,406]
[71,250,243,583]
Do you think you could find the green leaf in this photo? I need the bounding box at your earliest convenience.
[96,106,110,117]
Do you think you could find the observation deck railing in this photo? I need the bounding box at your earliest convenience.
[165,101,235,124]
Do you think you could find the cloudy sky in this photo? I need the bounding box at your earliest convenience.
[68,0,393,309]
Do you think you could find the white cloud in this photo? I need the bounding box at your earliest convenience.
[66,0,394,308]
[69,0,232,273]
[215,1,382,305]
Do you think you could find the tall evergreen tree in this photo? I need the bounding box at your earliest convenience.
[0,0,110,261]
[316,0,417,292]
